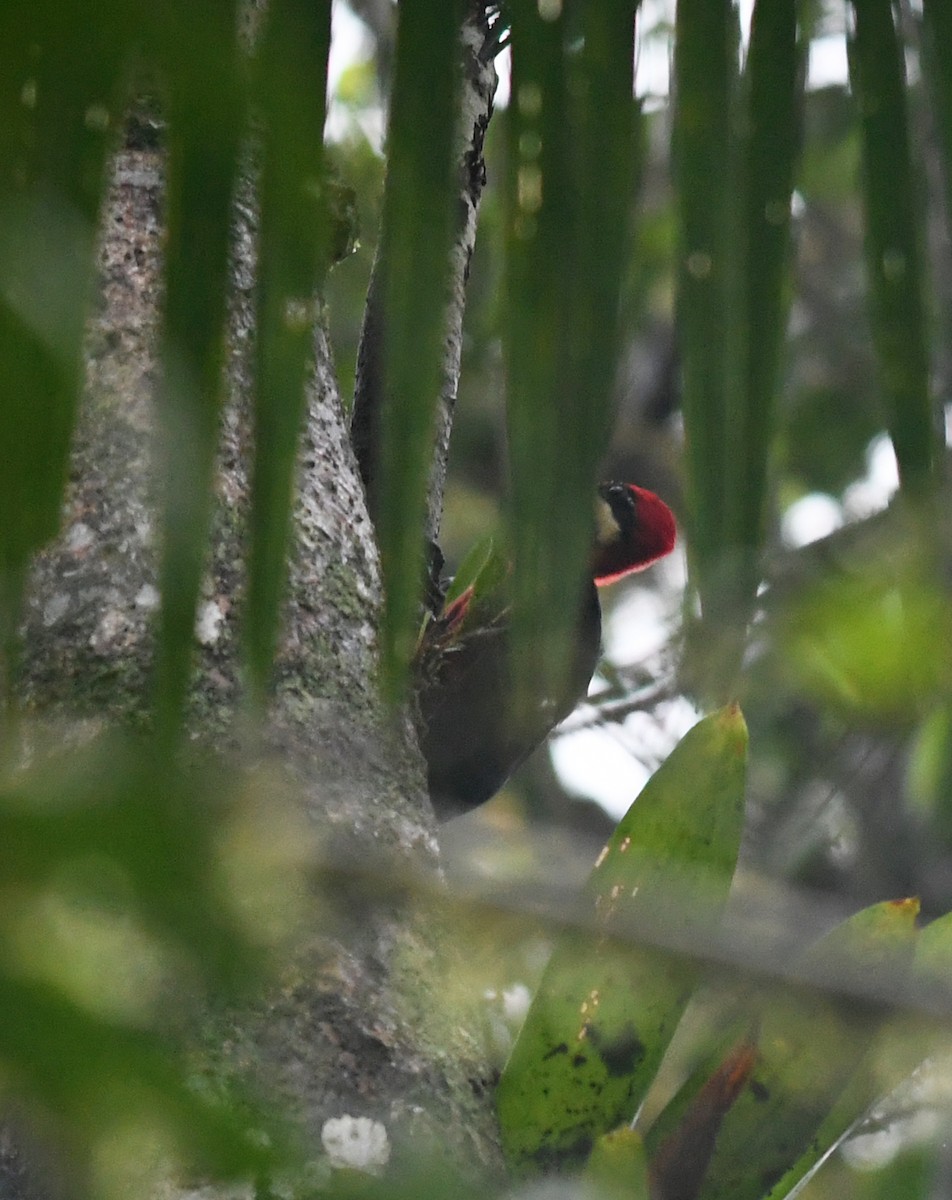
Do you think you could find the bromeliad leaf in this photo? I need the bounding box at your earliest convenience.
[758,905,951,1200]
[662,897,920,1200]
[583,1127,650,1200]
[443,533,509,610]
[496,705,748,1174]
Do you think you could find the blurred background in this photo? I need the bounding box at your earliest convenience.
[326,0,952,915]
[3,0,952,1194]
[323,8,952,1188]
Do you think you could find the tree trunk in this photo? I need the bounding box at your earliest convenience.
[11,11,501,1193]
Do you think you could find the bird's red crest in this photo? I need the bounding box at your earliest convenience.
[592,483,676,587]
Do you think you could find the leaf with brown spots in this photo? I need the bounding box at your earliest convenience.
[496,707,748,1174]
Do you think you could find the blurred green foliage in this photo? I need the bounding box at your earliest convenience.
[3,0,952,1197]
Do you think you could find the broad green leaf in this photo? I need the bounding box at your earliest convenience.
[691,897,919,1200]
[848,0,936,495]
[758,1038,914,1200]
[152,0,245,738]
[245,0,333,708]
[504,0,640,720]
[496,706,748,1174]
[914,907,952,982]
[373,0,462,698]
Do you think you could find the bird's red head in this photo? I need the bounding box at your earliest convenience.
[591,482,677,586]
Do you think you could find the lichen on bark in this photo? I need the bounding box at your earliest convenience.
[13,6,503,1186]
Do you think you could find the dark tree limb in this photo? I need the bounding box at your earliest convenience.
[351,1,498,547]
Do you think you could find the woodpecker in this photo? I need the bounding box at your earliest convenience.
[417,483,676,820]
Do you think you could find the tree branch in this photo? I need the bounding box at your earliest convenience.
[351,2,498,547]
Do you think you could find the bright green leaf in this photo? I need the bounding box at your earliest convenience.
[496,706,748,1174]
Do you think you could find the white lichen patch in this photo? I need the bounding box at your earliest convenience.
[65,521,95,554]
[90,608,127,653]
[135,583,160,611]
[43,593,70,627]
[321,1115,390,1174]
[195,599,224,646]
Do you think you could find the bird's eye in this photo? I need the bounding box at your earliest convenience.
[603,483,625,509]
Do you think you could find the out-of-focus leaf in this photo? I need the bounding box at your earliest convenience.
[730,0,801,560]
[923,0,952,239]
[672,0,738,599]
[687,898,919,1200]
[319,1157,489,1200]
[0,732,309,1194]
[781,385,881,497]
[504,0,640,720]
[0,736,265,987]
[649,1035,757,1200]
[756,909,952,1200]
[0,979,273,1193]
[907,703,952,847]
[677,0,803,694]
[374,0,462,698]
[496,706,748,1174]
[848,0,936,495]
[780,570,952,722]
[245,0,332,708]
[584,1127,650,1200]
[150,0,246,737]
[0,1,127,701]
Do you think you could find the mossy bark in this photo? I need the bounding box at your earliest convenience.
[12,13,502,1191]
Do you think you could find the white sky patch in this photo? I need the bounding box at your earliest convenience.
[550,728,652,818]
[550,549,689,816]
[495,45,512,108]
[326,2,385,148]
[634,0,673,106]
[635,1,849,106]
[328,3,368,94]
[552,697,701,820]
[783,432,899,544]
[502,983,531,1023]
[604,586,670,663]
[602,548,685,662]
[843,433,900,519]
[781,492,843,548]
[332,0,850,125]
[808,34,850,90]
